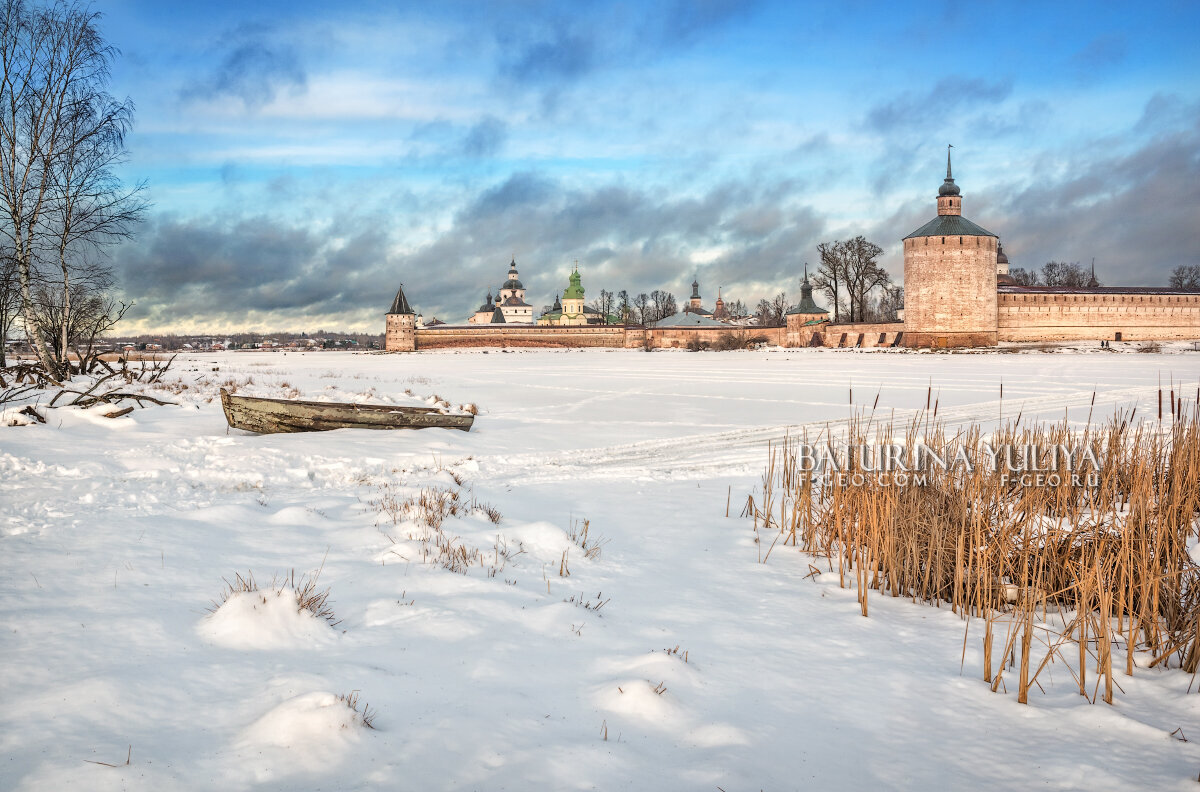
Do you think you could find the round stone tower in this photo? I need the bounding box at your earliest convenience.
[385,284,416,352]
[902,147,998,348]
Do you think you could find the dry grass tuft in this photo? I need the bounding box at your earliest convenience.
[372,483,520,576]
[209,568,339,627]
[661,645,689,663]
[569,518,609,560]
[564,591,610,612]
[337,690,377,729]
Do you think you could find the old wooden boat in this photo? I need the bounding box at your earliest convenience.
[219,388,474,434]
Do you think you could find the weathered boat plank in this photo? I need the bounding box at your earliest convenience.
[220,389,473,433]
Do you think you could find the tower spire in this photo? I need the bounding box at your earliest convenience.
[937,144,961,207]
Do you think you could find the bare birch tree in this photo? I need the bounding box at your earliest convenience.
[0,1,141,377]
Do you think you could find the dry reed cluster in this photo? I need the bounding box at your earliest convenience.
[337,690,377,730]
[745,396,1200,704]
[372,483,517,576]
[210,569,339,626]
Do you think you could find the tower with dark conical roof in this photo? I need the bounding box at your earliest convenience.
[385,283,417,351]
[901,146,999,348]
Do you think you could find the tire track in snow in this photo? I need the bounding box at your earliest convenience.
[482,385,1159,485]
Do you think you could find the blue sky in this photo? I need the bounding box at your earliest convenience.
[99,0,1200,332]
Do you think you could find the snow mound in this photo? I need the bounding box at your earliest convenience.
[595,679,682,725]
[234,692,368,780]
[199,589,337,650]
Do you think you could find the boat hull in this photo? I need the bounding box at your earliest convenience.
[219,389,474,434]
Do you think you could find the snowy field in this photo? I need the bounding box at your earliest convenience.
[3,346,1200,791]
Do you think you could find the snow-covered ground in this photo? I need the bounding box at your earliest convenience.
[3,346,1200,791]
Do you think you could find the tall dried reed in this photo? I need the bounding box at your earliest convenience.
[746,399,1200,703]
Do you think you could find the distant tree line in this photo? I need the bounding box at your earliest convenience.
[1008,261,1200,291]
[1008,261,1098,288]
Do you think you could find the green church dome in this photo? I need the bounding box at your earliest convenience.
[563,267,584,299]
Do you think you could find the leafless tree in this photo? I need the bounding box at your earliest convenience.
[0,1,141,378]
[1169,265,1200,290]
[28,260,126,370]
[1009,267,1040,286]
[41,74,144,371]
[648,290,676,322]
[1041,261,1090,288]
[875,284,904,322]
[812,241,844,322]
[590,288,614,324]
[616,289,629,323]
[633,292,649,325]
[752,293,787,326]
[840,236,887,322]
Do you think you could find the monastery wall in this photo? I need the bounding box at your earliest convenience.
[414,325,628,350]
[401,324,788,351]
[647,326,786,349]
[998,292,1200,342]
[816,323,904,348]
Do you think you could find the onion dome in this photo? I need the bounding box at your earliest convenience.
[787,264,828,315]
[563,266,584,299]
[996,242,1009,266]
[477,292,494,312]
[502,257,524,290]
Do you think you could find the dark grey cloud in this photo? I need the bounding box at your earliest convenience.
[866,77,1013,133]
[116,169,827,331]
[182,25,306,110]
[116,213,395,330]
